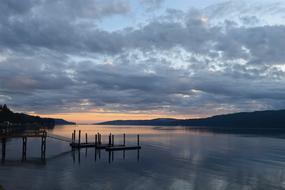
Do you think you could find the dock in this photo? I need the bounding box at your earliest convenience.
[69,130,141,151]
[0,128,141,162]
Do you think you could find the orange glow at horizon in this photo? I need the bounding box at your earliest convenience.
[35,112,198,124]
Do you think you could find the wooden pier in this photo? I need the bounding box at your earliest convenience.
[70,130,141,151]
[0,130,47,161]
[0,129,141,162]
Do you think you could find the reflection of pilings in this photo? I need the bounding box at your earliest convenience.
[72,150,75,164]
[22,137,27,161]
[78,149,81,164]
[137,149,140,162]
[1,138,6,162]
[108,151,111,164]
[112,151,114,162]
[95,149,101,162]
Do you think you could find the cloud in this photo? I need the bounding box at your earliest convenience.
[140,0,165,11]
[0,0,285,118]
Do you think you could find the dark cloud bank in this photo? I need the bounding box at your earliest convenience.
[0,0,285,117]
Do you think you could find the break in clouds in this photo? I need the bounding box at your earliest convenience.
[0,0,285,117]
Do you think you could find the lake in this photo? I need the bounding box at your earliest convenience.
[1,125,285,190]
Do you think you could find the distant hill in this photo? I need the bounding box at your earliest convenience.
[98,109,285,129]
[54,118,76,125]
[0,104,75,128]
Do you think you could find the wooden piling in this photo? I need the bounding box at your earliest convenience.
[78,130,81,145]
[22,137,27,161]
[112,135,114,146]
[95,134,98,145]
[41,132,47,160]
[85,133,88,144]
[108,133,111,146]
[123,134,126,146]
[99,133,101,145]
[137,134,140,146]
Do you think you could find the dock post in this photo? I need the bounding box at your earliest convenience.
[123,134,126,146]
[95,134,98,145]
[112,135,114,146]
[108,133,111,146]
[1,138,6,162]
[22,137,27,161]
[85,133,88,144]
[99,133,101,145]
[78,130,81,146]
[71,132,74,144]
[74,130,76,141]
[41,131,47,160]
[137,134,140,146]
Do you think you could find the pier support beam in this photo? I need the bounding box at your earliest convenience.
[137,134,140,146]
[22,137,27,161]
[78,130,81,147]
[41,131,47,160]
[123,134,126,146]
[112,135,114,146]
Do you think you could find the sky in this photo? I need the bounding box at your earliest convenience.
[1,0,285,123]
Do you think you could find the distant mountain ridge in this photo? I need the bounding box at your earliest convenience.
[0,104,75,127]
[98,109,285,129]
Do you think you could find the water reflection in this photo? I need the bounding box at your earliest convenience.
[0,125,285,190]
[71,148,140,164]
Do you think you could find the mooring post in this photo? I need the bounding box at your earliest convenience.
[112,135,114,146]
[85,133,88,144]
[95,134,98,145]
[41,131,47,160]
[99,133,101,145]
[123,134,126,146]
[108,133,111,146]
[97,133,99,145]
[137,134,140,146]
[78,130,81,146]
[22,137,27,161]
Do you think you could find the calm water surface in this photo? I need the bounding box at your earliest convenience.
[1,125,285,190]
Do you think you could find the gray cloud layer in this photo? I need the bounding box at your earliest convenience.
[0,0,285,117]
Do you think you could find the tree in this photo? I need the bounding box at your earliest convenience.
[3,104,8,110]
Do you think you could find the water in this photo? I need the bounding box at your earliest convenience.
[1,125,285,190]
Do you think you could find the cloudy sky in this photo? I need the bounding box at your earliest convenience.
[1,0,285,123]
